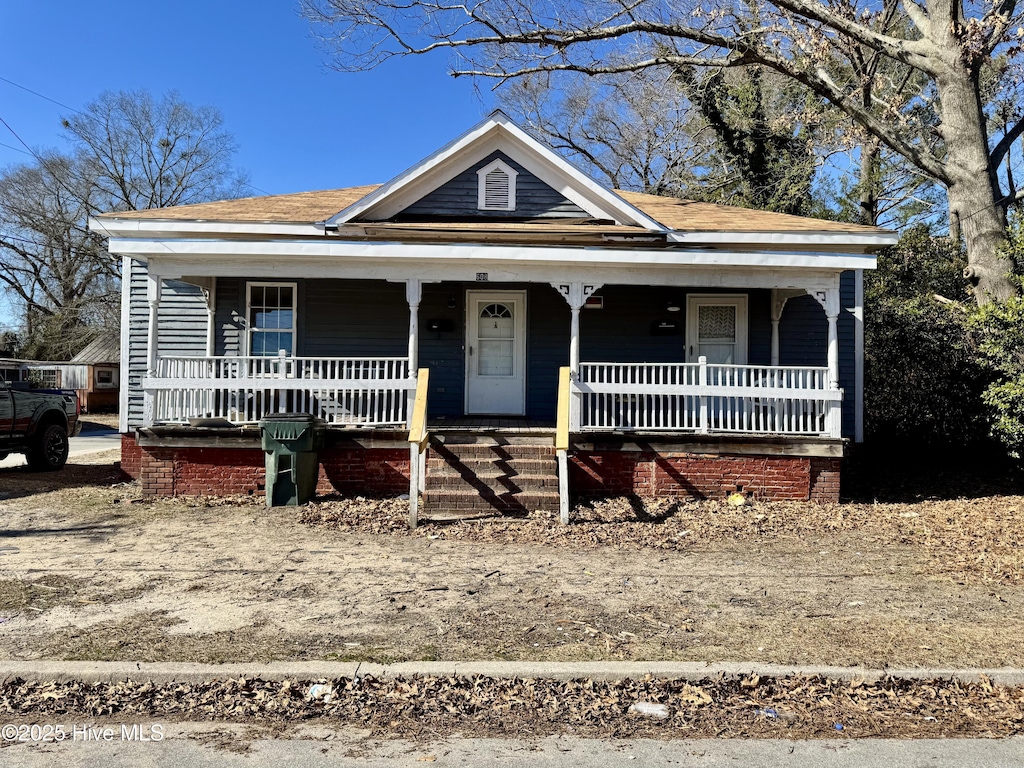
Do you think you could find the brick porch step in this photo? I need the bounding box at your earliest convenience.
[421,437,561,517]
[421,489,561,515]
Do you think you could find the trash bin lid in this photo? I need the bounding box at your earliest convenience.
[259,413,325,441]
[259,413,320,423]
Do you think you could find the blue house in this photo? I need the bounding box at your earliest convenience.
[92,112,895,521]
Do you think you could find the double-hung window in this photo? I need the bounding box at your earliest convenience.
[247,282,296,356]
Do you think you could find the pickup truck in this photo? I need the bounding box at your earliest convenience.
[0,378,82,471]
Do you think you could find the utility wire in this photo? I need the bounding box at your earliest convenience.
[0,75,272,197]
[0,75,86,118]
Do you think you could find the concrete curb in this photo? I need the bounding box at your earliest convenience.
[2,661,1023,686]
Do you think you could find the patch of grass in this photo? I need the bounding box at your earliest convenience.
[0,576,80,614]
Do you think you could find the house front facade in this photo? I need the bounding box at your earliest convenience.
[92,112,895,519]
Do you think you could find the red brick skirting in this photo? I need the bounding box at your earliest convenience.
[120,435,840,502]
[569,451,840,503]
[121,434,408,497]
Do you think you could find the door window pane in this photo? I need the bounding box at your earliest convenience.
[697,305,736,364]
[477,303,514,376]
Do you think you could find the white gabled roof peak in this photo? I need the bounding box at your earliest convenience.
[324,111,667,231]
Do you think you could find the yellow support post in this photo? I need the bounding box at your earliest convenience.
[556,366,571,524]
[408,368,430,528]
[408,368,430,451]
[556,366,570,452]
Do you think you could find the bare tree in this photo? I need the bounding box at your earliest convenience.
[0,90,250,358]
[0,152,113,359]
[63,89,250,213]
[303,0,1024,303]
[498,71,706,195]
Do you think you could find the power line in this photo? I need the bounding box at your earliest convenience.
[0,140,32,157]
[0,75,272,197]
[0,75,86,117]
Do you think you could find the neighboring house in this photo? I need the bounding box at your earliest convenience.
[65,334,120,413]
[90,112,896,517]
[0,359,28,386]
[0,337,119,413]
[0,358,60,389]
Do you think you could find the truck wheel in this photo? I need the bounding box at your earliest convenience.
[26,424,69,471]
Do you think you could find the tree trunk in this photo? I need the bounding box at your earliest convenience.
[930,0,1016,304]
[858,138,880,226]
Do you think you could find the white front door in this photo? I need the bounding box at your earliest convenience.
[686,295,748,364]
[465,290,527,415]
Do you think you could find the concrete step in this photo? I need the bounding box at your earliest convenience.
[421,489,561,514]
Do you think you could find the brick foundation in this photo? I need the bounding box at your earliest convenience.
[569,451,841,503]
[121,434,409,497]
[120,435,840,502]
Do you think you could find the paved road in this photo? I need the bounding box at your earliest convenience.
[1,727,1022,767]
[0,424,119,469]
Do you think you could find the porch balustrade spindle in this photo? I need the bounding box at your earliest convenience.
[144,356,414,427]
[571,361,841,439]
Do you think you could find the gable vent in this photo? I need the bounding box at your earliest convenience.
[477,159,518,211]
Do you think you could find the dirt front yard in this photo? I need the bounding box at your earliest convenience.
[1,452,1023,668]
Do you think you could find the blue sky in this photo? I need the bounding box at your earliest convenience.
[0,0,492,195]
[0,0,495,333]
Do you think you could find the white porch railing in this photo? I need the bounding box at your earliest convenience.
[575,359,842,438]
[142,356,413,427]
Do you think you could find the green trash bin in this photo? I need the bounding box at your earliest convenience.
[259,413,326,507]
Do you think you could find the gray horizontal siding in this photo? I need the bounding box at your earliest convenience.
[398,151,588,220]
[125,260,208,429]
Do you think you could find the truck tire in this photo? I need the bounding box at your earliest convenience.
[26,423,69,471]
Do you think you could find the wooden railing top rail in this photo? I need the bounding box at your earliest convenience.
[579,362,830,372]
[155,355,410,362]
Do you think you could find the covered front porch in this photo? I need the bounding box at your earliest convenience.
[137,274,852,443]
[127,269,853,518]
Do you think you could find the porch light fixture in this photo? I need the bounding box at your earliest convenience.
[447,295,457,309]
[666,300,681,312]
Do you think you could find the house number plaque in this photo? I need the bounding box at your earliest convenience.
[476,273,489,282]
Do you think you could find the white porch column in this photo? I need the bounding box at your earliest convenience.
[807,281,842,438]
[770,289,804,367]
[146,274,162,376]
[807,284,841,389]
[204,278,217,357]
[143,274,162,426]
[551,282,602,375]
[406,279,422,376]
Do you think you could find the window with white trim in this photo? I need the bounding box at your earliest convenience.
[476,159,518,211]
[247,282,296,356]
